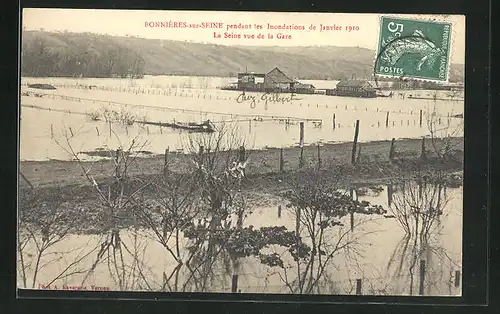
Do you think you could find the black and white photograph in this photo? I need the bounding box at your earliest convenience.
[18,9,465,296]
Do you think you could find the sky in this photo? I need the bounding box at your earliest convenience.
[22,9,465,64]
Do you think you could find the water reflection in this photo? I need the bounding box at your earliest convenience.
[18,177,462,295]
[384,172,462,296]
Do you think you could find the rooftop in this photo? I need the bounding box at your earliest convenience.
[337,79,375,91]
[265,67,296,84]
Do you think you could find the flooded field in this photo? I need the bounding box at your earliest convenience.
[20,76,464,161]
[18,184,462,295]
[18,75,464,296]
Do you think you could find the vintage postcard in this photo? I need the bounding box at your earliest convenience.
[18,9,465,296]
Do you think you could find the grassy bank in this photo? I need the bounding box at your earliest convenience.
[19,137,463,234]
[20,137,463,188]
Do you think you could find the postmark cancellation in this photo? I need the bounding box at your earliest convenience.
[375,16,452,82]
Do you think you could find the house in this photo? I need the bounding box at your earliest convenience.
[235,67,306,93]
[325,89,336,96]
[263,67,296,92]
[335,79,377,98]
[294,83,316,94]
[237,72,266,91]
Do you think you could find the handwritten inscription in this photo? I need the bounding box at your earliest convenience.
[236,92,301,110]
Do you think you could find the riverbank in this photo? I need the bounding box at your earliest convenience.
[20,137,463,189]
[19,137,463,234]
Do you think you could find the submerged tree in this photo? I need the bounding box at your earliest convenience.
[425,99,464,164]
[275,167,386,294]
[53,127,157,290]
[18,186,99,289]
[386,169,460,295]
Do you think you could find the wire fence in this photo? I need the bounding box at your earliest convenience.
[21,82,465,120]
[21,92,322,123]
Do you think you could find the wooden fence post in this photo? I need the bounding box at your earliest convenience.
[299,122,304,168]
[419,110,423,127]
[332,113,336,129]
[351,120,360,165]
[50,124,54,139]
[278,205,282,218]
[387,184,393,206]
[279,148,284,172]
[356,279,362,295]
[419,259,426,295]
[231,274,238,293]
[350,189,355,232]
[389,138,396,161]
[199,145,204,166]
[96,126,100,136]
[317,143,321,169]
[386,111,390,127]
[421,137,427,161]
[295,207,301,237]
[454,270,461,287]
[239,146,246,176]
[164,148,169,176]
[109,121,112,136]
[115,149,121,175]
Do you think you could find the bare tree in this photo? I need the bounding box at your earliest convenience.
[131,169,202,291]
[18,187,100,289]
[278,166,386,294]
[53,127,158,290]
[425,99,464,163]
[386,169,458,295]
[179,123,252,291]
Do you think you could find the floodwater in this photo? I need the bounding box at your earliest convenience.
[18,185,463,296]
[20,76,464,161]
[18,76,463,295]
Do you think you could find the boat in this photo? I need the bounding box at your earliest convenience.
[27,83,57,90]
[142,119,216,133]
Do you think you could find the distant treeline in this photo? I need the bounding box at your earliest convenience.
[21,37,145,78]
[21,31,464,82]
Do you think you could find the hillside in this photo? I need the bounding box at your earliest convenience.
[21,31,464,81]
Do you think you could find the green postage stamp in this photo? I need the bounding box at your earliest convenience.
[375,16,452,82]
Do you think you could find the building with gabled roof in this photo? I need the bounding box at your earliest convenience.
[235,67,306,93]
[335,79,376,98]
[264,67,296,90]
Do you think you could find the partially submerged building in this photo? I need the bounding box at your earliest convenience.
[263,67,296,92]
[294,83,316,94]
[234,67,315,94]
[237,72,266,90]
[335,79,377,98]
